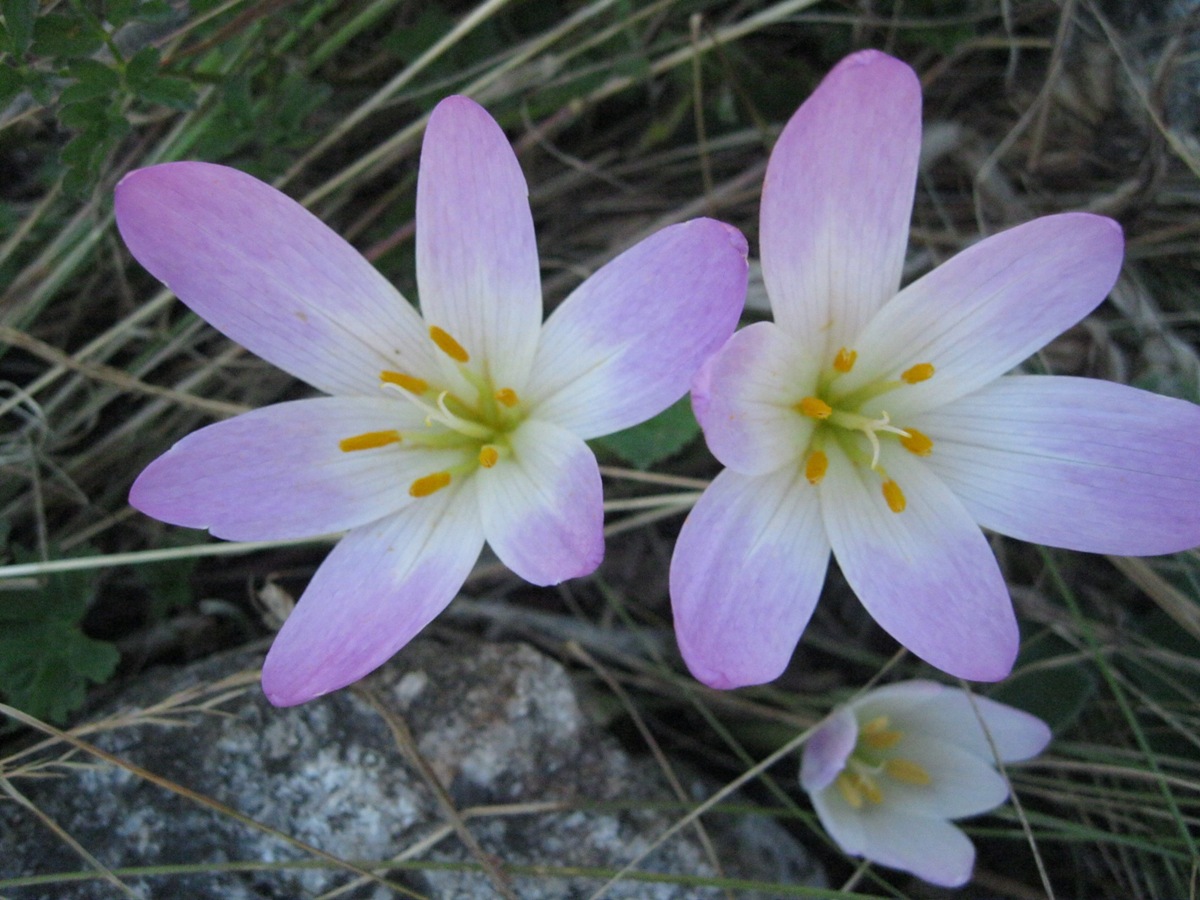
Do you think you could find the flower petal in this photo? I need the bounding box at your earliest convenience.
[857,680,1051,762]
[527,219,748,439]
[261,480,484,706]
[691,321,820,475]
[812,790,976,888]
[128,397,445,541]
[800,707,858,793]
[416,96,542,392]
[477,418,603,586]
[918,375,1200,555]
[820,448,1018,681]
[670,466,830,689]
[760,50,921,357]
[115,162,434,397]
[883,735,1010,819]
[849,214,1125,414]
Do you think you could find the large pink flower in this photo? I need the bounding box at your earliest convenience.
[670,50,1200,687]
[118,96,747,706]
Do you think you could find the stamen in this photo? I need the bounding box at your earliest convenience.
[339,430,402,452]
[884,758,932,786]
[861,726,904,751]
[805,450,829,485]
[882,479,906,513]
[409,471,452,497]
[797,396,833,420]
[478,445,500,468]
[430,325,470,363]
[435,392,494,440]
[899,427,933,456]
[835,772,864,809]
[494,387,519,408]
[901,362,935,384]
[833,347,858,373]
[380,370,428,394]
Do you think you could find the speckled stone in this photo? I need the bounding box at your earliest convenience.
[0,636,823,899]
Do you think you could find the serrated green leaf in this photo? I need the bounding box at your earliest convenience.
[32,13,103,57]
[592,396,701,470]
[0,620,119,723]
[1,0,37,55]
[0,545,116,724]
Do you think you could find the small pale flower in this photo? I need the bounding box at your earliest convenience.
[800,680,1051,887]
[670,50,1200,686]
[117,96,747,706]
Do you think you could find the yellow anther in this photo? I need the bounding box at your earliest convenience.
[494,387,519,408]
[882,479,906,513]
[338,430,402,452]
[862,726,904,750]
[860,715,904,750]
[899,427,933,456]
[478,446,500,468]
[409,471,452,497]
[805,450,829,485]
[380,370,429,394]
[797,396,833,420]
[429,325,470,363]
[833,347,858,373]
[884,758,932,786]
[901,362,935,384]
[835,772,864,809]
[860,774,883,804]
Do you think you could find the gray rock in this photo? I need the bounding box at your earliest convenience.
[0,637,823,899]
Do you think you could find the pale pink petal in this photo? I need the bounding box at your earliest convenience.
[527,219,748,439]
[820,448,1017,681]
[918,375,1200,555]
[128,397,446,541]
[760,50,921,357]
[812,790,976,888]
[848,214,1124,415]
[857,680,1051,762]
[799,707,858,793]
[477,419,603,586]
[690,321,820,475]
[261,480,484,706]
[883,736,1010,819]
[115,162,435,397]
[416,96,542,392]
[670,466,829,689]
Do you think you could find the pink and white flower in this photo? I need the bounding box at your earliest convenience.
[117,96,747,706]
[800,680,1051,887]
[670,50,1200,687]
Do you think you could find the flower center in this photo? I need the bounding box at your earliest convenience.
[337,325,525,496]
[794,347,934,513]
[834,714,932,809]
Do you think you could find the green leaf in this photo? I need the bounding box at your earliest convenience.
[592,397,701,470]
[0,546,118,724]
[1,0,37,55]
[60,58,120,104]
[0,620,119,723]
[135,73,195,109]
[0,62,24,108]
[104,0,136,28]
[988,631,1096,733]
[32,12,103,57]
[123,45,160,88]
